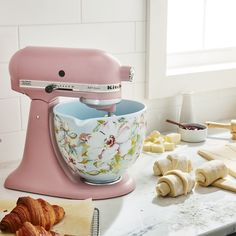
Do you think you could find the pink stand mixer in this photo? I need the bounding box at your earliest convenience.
[4,46,146,200]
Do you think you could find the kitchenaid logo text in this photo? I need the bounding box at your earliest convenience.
[86,84,121,91]
[107,84,121,90]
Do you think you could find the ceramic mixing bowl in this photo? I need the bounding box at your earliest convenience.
[53,99,146,184]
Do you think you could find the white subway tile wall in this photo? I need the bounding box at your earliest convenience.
[0,131,26,161]
[0,64,18,98]
[0,98,21,133]
[135,22,146,52]
[19,23,136,53]
[0,0,81,25]
[1,0,236,161]
[0,27,18,62]
[81,0,146,23]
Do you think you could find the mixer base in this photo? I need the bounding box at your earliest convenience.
[5,170,135,200]
[4,100,135,200]
[82,176,122,186]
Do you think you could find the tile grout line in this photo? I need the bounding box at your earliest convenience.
[7,21,145,28]
[17,25,20,49]
[80,0,83,23]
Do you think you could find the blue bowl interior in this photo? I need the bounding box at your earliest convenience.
[54,99,145,120]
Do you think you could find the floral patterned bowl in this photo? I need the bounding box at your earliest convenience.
[53,99,146,184]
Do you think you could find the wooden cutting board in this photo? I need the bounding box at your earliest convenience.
[198,143,236,178]
[0,198,94,236]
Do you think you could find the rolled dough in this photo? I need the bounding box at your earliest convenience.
[195,159,236,193]
[195,160,228,186]
[198,143,236,178]
[153,154,192,176]
[156,170,195,197]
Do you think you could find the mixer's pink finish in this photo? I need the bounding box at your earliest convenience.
[9,47,131,102]
[5,46,135,199]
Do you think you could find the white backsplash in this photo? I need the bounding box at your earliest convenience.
[1,0,236,161]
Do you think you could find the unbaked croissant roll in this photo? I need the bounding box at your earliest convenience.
[153,154,192,176]
[195,160,228,186]
[156,170,195,197]
[0,196,65,233]
[16,222,59,236]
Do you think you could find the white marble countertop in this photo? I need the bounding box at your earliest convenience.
[1,130,236,236]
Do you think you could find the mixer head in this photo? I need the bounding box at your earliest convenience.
[9,46,134,112]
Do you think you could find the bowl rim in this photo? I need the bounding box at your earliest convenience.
[178,122,208,131]
[53,99,147,122]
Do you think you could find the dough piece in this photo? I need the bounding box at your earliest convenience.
[151,144,165,153]
[145,130,161,142]
[212,178,236,193]
[163,142,175,151]
[153,154,192,176]
[153,158,172,176]
[195,160,236,193]
[195,160,228,186]
[156,170,195,197]
[143,130,178,153]
[165,133,181,144]
[198,143,236,178]
[143,141,165,153]
[168,154,192,172]
[153,136,164,144]
[143,142,152,152]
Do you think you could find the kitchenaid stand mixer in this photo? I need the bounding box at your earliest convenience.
[4,46,138,199]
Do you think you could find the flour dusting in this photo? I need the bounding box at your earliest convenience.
[171,195,236,233]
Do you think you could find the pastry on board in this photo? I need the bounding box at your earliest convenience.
[0,196,65,233]
[16,222,59,236]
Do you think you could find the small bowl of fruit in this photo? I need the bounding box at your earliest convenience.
[178,123,208,143]
[166,119,207,143]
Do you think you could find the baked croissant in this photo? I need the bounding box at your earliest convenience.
[0,196,65,233]
[16,222,59,236]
